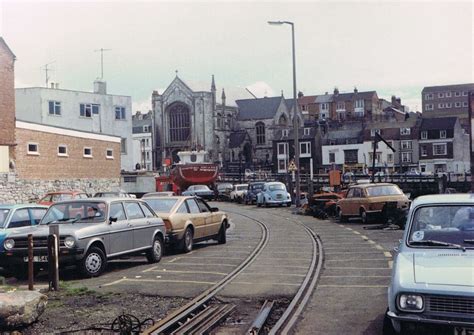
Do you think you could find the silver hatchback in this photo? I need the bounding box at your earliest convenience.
[1,198,166,278]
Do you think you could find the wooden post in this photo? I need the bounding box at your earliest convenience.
[27,234,34,291]
[48,225,60,291]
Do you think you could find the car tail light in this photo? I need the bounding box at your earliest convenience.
[163,219,173,232]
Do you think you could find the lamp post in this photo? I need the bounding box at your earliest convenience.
[268,20,301,207]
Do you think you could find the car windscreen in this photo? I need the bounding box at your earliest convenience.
[408,205,474,249]
[144,198,178,213]
[236,186,247,191]
[251,184,264,191]
[365,185,403,197]
[194,185,209,191]
[268,184,285,191]
[0,209,10,228]
[51,194,73,202]
[41,202,107,224]
[217,184,232,190]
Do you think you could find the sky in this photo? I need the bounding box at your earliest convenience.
[1,0,473,113]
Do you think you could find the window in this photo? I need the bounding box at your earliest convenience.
[278,159,287,172]
[282,129,289,137]
[370,129,380,137]
[321,103,329,111]
[110,203,126,221]
[445,102,452,108]
[425,93,433,100]
[277,143,287,156]
[30,208,47,225]
[27,142,39,155]
[58,145,68,157]
[186,199,200,214]
[438,92,444,98]
[48,101,61,115]
[146,152,150,160]
[455,102,461,108]
[387,153,394,163]
[196,198,211,213]
[9,209,31,228]
[124,202,145,219]
[401,152,412,163]
[80,103,93,117]
[355,109,364,117]
[438,103,445,109]
[401,140,412,150]
[300,142,311,156]
[304,128,310,136]
[463,102,468,107]
[462,91,468,96]
[301,105,306,111]
[169,103,190,142]
[433,143,447,155]
[139,203,155,218]
[337,101,345,110]
[425,103,434,111]
[115,106,126,120]
[446,92,452,97]
[455,91,461,97]
[355,99,364,108]
[421,131,427,140]
[106,149,114,159]
[421,145,428,156]
[121,138,127,154]
[83,147,92,157]
[440,130,446,138]
[343,149,358,164]
[176,202,189,213]
[329,152,335,163]
[368,152,381,163]
[256,122,265,145]
[320,112,328,120]
[92,104,100,114]
[400,128,411,135]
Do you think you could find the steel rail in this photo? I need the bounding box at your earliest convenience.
[266,211,324,335]
[142,210,270,335]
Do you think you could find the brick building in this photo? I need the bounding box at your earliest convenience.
[15,120,121,180]
[0,37,16,172]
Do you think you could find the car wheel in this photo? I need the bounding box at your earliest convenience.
[382,310,398,335]
[79,246,107,277]
[217,223,227,244]
[257,201,261,207]
[286,202,291,207]
[338,208,347,222]
[146,235,164,263]
[10,265,29,280]
[181,227,194,253]
[361,209,369,224]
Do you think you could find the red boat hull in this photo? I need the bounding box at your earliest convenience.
[171,164,219,189]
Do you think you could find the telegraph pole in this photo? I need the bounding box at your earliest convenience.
[469,91,474,192]
[94,48,111,79]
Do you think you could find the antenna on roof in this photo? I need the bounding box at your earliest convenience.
[94,48,111,79]
[41,61,56,88]
[245,87,258,99]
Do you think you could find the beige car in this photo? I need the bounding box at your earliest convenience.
[336,183,410,224]
[143,196,229,252]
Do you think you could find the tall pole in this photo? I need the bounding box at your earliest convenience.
[291,23,301,207]
[469,91,474,192]
[94,48,111,79]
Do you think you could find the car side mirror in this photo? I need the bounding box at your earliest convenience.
[210,207,219,212]
[109,217,118,224]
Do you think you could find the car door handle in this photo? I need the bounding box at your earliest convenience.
[147,221,152,225]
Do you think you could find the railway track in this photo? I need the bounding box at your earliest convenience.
[142,207,323,335]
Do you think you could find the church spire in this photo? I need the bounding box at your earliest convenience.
[211,74,216,92]
[221,88,226,106]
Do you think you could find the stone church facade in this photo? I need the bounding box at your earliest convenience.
[152,75,301,172]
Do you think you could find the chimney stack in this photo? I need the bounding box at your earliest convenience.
[93,80,107,95]
[354,87,358,93]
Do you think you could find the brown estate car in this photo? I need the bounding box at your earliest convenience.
[336,183,410,224]
[143,196,229,252]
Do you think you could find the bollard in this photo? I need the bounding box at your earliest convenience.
[47,228,60,291]
[27,234,34,291]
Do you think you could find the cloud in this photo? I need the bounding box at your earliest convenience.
[132,99,151,114]
[246,81,276,98]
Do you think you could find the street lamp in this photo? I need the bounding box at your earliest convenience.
[268,20,301,207]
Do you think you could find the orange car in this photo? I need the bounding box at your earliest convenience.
[37,191,89,206]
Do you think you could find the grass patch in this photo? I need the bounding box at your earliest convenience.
[59,281,95,296]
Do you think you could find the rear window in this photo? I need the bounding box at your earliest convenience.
[365,185,403,197]
[144,199,178,213]
[236,186,247,191]
[268,184,285,191]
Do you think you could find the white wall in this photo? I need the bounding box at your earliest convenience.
[322,143,365,165]
[132,132,152,170]
[15,87,134,171]
[0,146,9,172]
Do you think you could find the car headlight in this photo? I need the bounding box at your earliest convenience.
[4,239,15,250]
[64,236,76,248]
[398,294,424,312]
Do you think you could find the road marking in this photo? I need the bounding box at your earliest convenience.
[352,231,361,235]
[361,235,369,240]
[375,245,384,250]
[241,272,306,277]
[103,278,216,287]
[183,256,244,260]
[231,281,300,287]
[345,228,353,231]
[368,240,377,245]
[326,267,391,270]
[384,251,392,258]
[323,275,390,278]
[255,257,312,262]
[142,266,158,273]
[150,269,228,276]
[325,251,385,255]
[326,258,389,262]
[388,260,394,269]
[160,262,238,267]
[167,257,181,263]
[318,284,388,288]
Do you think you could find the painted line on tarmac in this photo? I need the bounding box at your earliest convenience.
[142,266,158,273]
[182,256,246,261]
[388,261,394,269]
[159,262,239,267]
[326,267,391,270]
[249,264,309,269]
[254,257,312,262]
[323,246,378,251]
[167,257,181,263]
[241,272,306,277]
[149,269,228,276]
[102,278,217,287]
[325,251,386,255]
[384,251,393,258]
[352,231,361,235]
[375,244,385,250]
[325,258,390,262]
[322,275,390,278]
[231,281,300,287]
[318,284,388,288]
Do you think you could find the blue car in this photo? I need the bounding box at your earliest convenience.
[385,194,474,334]
[256,182,291,207]
[244,182,265,205]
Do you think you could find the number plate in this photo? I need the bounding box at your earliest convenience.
[23,255,48,263]
[455,327,474,335]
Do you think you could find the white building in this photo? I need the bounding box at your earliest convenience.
[15,81,134,171]
[132,111,153,171]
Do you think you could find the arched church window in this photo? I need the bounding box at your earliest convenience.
[217,113,222,129]
[279,114,287,126]
[168,103,190,142]
[256,122,266,145]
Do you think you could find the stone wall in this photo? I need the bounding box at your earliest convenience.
[0,173,120,204]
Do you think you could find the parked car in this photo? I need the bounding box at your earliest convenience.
[256,182,292,207]
[230,184,248,203]
[142,191,176,198]
[216,183,233,201]
[37,190,89,206]
[143,196,228,253]
[0,204,48,230]
[336,183,410,224]
[244,182,265,205]
[0,198,166,278]
[384,194,474,334]
[182,185,214,200]
[93,191,133,198]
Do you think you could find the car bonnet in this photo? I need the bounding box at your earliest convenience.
[413,251,474,287]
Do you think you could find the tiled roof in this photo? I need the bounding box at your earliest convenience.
[421,117,457,130]
[315,94,334,103]
[422,83,474,92]
[333,91,376,101]
[298,95,318,104]
[236,96,283,120]
[0,37,15,59]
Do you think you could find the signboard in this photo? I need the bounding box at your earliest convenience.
[288,160,298,172]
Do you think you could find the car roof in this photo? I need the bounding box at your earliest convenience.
[0,204,48,210]
[143,196,191,200]
[412,193,474,206]
[52,197,144,205]
[349,183,397,189]
[265,181,284,185]
[43,190,86,195]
